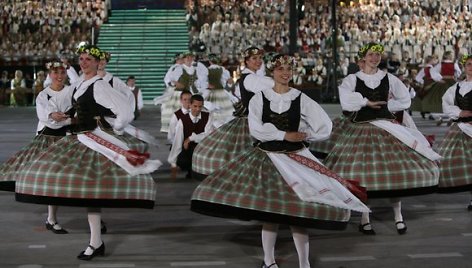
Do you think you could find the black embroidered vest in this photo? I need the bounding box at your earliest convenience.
[256,92,305,152]
[177,68,197,93]
[239,73,254,115]
[208,67,224,89]
[69,80,114,133]
[454,84,472,122]
[351,74,395,123]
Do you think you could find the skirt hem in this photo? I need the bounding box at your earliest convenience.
[190,200,348,230]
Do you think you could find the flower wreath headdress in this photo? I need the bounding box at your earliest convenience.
[46,61,68,70]
[241,47,264,59]
[358,43,384,58]
[76,42,102,60]
[460,54,472,65]
[266,54,296,71]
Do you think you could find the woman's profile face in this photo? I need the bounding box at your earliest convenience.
[245,54,263,72]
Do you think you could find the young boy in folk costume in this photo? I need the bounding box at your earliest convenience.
[167,90,192,145]
[126,75,143,120]
[168,94,214,179]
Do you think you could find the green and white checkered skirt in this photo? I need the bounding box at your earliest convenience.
[206,89,235,124]
[0,135,62,192]
[309,115,348,155]
[115,132,149,153]
[15,135,156,208]
[191,148,350,229]
[192,117,253,178]
[437,124,472,192]
[324,122,439,198]
[160,90,182,133]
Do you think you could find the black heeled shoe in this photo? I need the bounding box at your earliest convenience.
[45,221,68,234]
[358,223,376,235]
[101,220,107,234]
[77,242,105,261]
[261,261,279,268]
[467,203,472,211]
[395,221,407,235]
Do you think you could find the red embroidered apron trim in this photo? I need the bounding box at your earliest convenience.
[287,153,367,202]
[84,132,150,166]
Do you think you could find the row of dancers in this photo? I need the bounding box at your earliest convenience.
[0,43,161,260]
[0,43,470,268]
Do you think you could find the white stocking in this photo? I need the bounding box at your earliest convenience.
[85,208,102,255]
[262,223,278,266]
[290,226,310,268]
[391,198,404,228]
[47,205,58,224]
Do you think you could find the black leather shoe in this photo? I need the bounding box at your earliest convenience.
[467,204,472,211]
[358,223,376,235]
[395,221,407,235]
[261,261,279,268]
[45,221,68,234]
[77,242,105,261]
[101,220,107,234]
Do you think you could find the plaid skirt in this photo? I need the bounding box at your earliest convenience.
[324,122,439,198]
[309,115,348,155]
[191,148,350,229]
[160,90,181,133]
[115,132,149,153]
[421,80,455,113]
[206,89,235,124]
[437,124,472,192]
[192,117,253,179]
[15,135,156,208]
[0,135,62,192]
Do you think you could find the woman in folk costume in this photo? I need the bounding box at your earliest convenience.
[412,55,442,118]
[191,47,272,180]
[10,70,26,106]
[436,54,472,209]
[204,53,235,127]
[0,61,72,234]
[191,55,370,268]
[155,53,184,127]
[14,44,161,260]
[324,43,441,235]
[422,51,461,121]
[160,51,203,133]
[98,51,156,153]
[309,58,365,159]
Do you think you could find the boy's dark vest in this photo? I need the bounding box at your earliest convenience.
[180,111,209,149]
